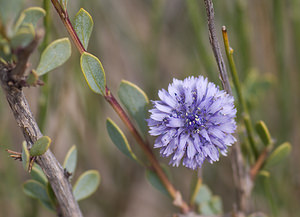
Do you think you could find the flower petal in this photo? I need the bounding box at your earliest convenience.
[167,117,184,128]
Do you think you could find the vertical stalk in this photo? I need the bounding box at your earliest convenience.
[222,27,258,159]
[37,0,51,132]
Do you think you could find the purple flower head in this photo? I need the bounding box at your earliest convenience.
[148,76,237,170]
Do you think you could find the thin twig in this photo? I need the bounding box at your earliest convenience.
[50,0,85,54]
[11,32,43,80]
[250,147,269,180]
[104,88,184,203]
[203,0,250,214]
[50,0,190,213]
[203,0,231,95]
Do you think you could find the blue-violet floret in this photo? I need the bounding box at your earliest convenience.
[147,76,237,169]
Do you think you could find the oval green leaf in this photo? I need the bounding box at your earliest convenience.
[14,7,46,31]
[255,121,272,147]
[145,165,171,197]
[63,145,77,177]
[36,38,71,76]
[80,52,106,95]
[22,141,30,171]
[199,201,215,215]
[195,184,212,204]
[30,136,51,156]
[40,199,55,211]
[10,23,35,49]
[118,80,149,135]
[106,118,138,162]
[23,180,50,201]
[209,196,223,214]
[264,142,291,169]
[31,164,47,186]
[73,8,93,50]
[46,182,56,206]
[73,170,100,201]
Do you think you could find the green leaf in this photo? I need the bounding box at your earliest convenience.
[10,23,35,49]
[63,145,77,177]
[46,182,56,206]
[255,121,272,147]
[198,195,222,215]
[80,52,106,95]
[23,180,50,201]
[73,8,93,50]
[145,165,171,197]
[14,7,46,31]
[264,142,291,169]
[22,141,30,171]
[118,80,149,135]
[106,118,138,162]
[31,164,47,186]
[40,199,55,211]
[199,201,215,215]
[30,136,51,156]
[195,184,212,204]
[59,0,68,11]
[209,196,223,214]
[36,38,71,76]
[73,170,100,201]
[26,69,39,86]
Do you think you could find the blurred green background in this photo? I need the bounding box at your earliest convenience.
[0,0,299,216]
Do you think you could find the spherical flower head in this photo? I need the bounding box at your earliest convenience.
[148,76,237,170]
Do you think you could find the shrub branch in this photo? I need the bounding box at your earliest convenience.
[0,39,83,217]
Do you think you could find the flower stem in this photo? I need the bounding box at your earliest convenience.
[189,169,202,206]
[50,0,189,212]
[222,26,258,160]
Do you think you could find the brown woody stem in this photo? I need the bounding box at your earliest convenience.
[0,62,83,217]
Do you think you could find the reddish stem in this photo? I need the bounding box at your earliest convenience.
[250,147,269,180]
[105,87,189,213]
[50,0,190,213]
[50,0,85,54]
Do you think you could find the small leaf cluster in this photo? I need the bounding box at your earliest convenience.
[23,145,100,211]
[0,5,71,85]
[21,136,51,171]
[193,184,223,215]
[74,9,106,95]
[253,120,291,176]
